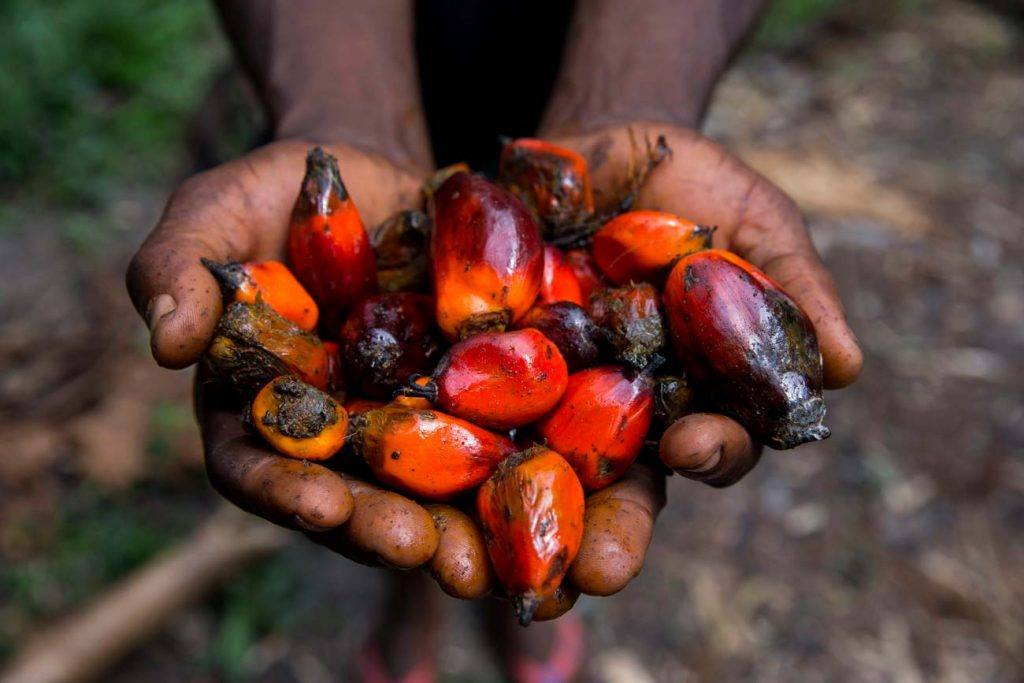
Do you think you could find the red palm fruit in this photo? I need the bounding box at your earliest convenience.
[351,404,515,500]
[565,248,608,302]
[592,210,713,285]
[498,138,594,237]
[515,302,601,372]
[588,283,665,369]
[663,249,829,449]
[398,329,568,430]
[430,173,544,340]
[421,162,470,201]
[288,147,377,330]
[339,293,441,400]
[534,365,656,491]
[206,301,329,395]
[321,341,345,394]
[370,210,431,293]
[538,245,584,306]
[477,446,585,626]
[202,259,319,331]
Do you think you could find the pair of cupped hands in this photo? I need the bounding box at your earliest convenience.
[126,122,862,612]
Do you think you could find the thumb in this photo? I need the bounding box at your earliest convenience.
[126,146,302,368]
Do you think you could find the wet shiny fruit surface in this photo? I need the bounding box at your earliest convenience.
[663,249,829,449]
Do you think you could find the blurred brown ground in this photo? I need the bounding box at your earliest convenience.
[1,0,1022,681]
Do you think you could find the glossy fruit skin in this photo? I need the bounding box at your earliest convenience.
[477,446,585,626]
[538,245,584,306]
[342,397,385,417]
[498,138,594,238]
[588,283,665,370]
[288,147,377,330]
[202,259,319,331]
[663,249,829,449]
[592,210,713,285]
[206,301,329,395]
[565,248,609,303]
[352,404,515,500]
[515,302,601,372]
[410,329,569,430]
[430,173,544,340]
[250,376,348,461]
[370,210,430,293]
[534,366,655,491]
[339,293,441,400]
[322,341,344,394]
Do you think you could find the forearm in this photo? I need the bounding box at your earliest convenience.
[215,0,431,170]
[541,0,768,135]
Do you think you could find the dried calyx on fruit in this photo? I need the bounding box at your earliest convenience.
[663,249,829,449]
[205,300,329,396]
[534,359,661,491]
[371,210,431,293]
[249,376,348,461]
[498,138,594,239]
[202,258,319,332]
[340,293,441,400]
[396,329,568,430]
[588,282,666,370]
[515,302,601,372]
[288,147,377,330]
[592,210,714,286]
[654,374,696,428]
[350,404,515,500]
[430,172,544,340]
[477,446,585,626]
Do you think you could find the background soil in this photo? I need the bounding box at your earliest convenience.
[1,0,1022,681]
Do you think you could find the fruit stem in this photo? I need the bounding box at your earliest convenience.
[394,375,439,402]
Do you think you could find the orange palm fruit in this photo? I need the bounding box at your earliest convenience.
[538,245,584,306]
[588,283,665,369]
[663,249,829,449]
[430,172,544,340]
[342,397,385,417]
[515,302,601,372]
[393,376,434,410]
[339,293,441,400]
[351,404,515,500]
[477,446,585,626]
[565,248,609,302]
[288,147,377,330]
[533,365,656,491]
[592,210,713,285]
[206,301,329,395]
[250,376,348,461]
[397,329,568,430]
[202,259,319,331]
[498,138,594,238]
[370,210,431,293]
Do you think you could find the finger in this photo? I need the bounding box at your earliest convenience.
[423,503,494,599]
[659,413,762,487]
[725,175,863,389]
[568,463,666,596]
[199,392,354,532]
[316,476,440,569]
[532,584,580,622]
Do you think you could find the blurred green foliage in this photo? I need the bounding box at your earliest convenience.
[0,0,226,223]
[756,0,846,47]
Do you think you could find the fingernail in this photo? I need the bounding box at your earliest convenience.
[146,294,177,333]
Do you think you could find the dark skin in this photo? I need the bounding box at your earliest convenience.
[127,0,861,676]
